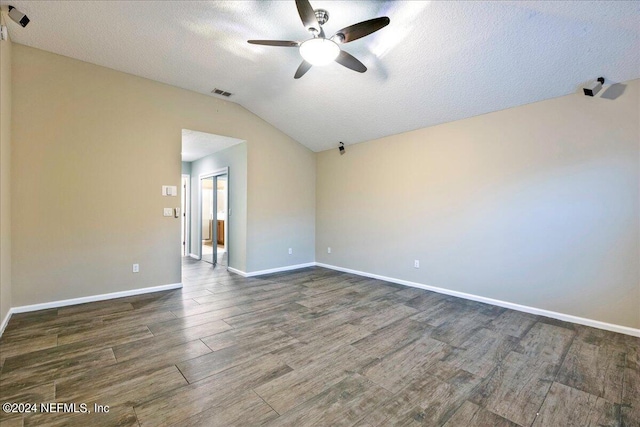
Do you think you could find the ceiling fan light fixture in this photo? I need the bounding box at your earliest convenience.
[299,38,340,66]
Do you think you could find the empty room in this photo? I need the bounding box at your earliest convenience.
[0,1,638,426]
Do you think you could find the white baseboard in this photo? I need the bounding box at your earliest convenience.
[227,267,247,277]
[0,309,12,337]
[0,282,183,337]
[6,282,183,319]
[3,261,636,338]
[229,262,316,278]
[189,253,200,260]
[316,262,640,338]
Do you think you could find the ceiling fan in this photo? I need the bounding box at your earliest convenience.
[248,0,390,79]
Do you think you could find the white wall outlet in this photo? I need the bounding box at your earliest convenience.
[327,247,331,254]
[414,260,420,268]
[288,248,292,255]
[163,208,173,217]
[133,263,140,273]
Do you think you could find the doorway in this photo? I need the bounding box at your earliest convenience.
[199,168,229,267]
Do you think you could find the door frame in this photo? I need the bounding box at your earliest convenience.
[181,174,190,257]
[198,167,229,267]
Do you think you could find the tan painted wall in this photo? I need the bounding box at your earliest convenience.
[246,117,316,272]
[11,44,315,306]
[317,80,640,329]
[0,18,12,325]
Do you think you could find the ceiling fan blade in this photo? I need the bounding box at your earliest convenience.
[335,51,367,73]
[296,0,320,33]
[294,60,312,79]
[334,17,390,43]
[248,40,300,47]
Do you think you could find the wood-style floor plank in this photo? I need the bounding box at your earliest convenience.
[443,400,518,427]
[351,318,430,359]
[179,389,279,427]
[488,309,538,338]
[470,351,557,426]
[55,341,211,403]
[0,348,117,395]
[531,382,619,427]
[360,336,453,393]
[356,369,483,426]
[442,328,519,378]
[263,374,393,427]
[517,322,575,365]
[622,356,640,427]
[556,339,625,403]
[0,335,58,363]
[0,382,54,405]
[255,344,375,414]
[23,405,139,427]
[111,320,230,362]
[135,354,292,426]
[0,258,636,426]
[177,329,298,383]
[0,417,23,427]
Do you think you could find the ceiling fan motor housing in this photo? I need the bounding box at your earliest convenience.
[314,9,329,26]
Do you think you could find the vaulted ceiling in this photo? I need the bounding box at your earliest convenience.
[3,1,639,152]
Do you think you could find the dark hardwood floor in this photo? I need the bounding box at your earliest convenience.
[0,258,638,426]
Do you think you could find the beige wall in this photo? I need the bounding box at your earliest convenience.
[11,44,315,306]
[0,18,12,326]
[317,80,640,329]
[247,122,316,272]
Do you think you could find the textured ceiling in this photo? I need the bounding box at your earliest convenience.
[181,129,244,162]
[3,1,639,152]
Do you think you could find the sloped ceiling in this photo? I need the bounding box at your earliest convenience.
[2,1,639,152]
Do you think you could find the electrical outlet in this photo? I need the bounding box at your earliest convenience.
[288,248,292,255]
[414,260,420,268]
[327,247,331,254]
[133,263,140,273]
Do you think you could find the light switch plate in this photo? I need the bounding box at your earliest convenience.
[163,208,173,217]
[162,185,178,196]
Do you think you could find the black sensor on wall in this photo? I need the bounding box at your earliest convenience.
[339,142,345,155]
[583,77,605,97]
[8,6,30,28]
